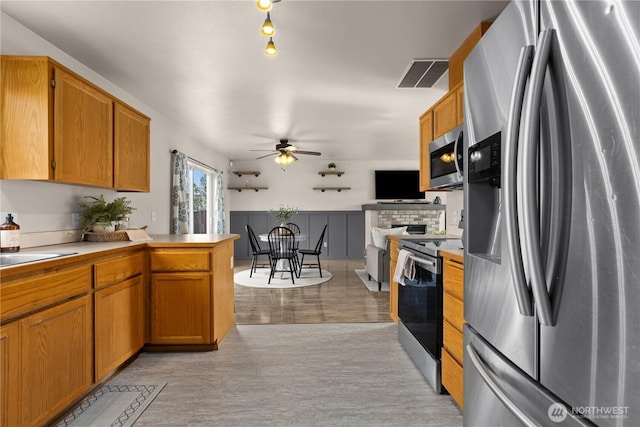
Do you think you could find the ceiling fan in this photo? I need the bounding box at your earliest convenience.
[251,139,321,165]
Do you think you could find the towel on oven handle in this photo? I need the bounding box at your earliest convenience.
[394,249,416,285]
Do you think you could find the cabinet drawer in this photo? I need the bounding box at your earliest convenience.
[150,249,211,272]
[443,320,464,365]
[94,251,145,288]
[1,264,92,322]
[442,348,464,409]
[443,292,464,332]
[443,258,464,301]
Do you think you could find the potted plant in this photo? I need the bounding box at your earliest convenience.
[327,162,337,171]
[78,195,135,232]
[268,205,299,226]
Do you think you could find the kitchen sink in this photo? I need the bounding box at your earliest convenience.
[0,252,78,268]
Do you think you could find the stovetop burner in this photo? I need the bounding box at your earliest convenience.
[400,238,463,257]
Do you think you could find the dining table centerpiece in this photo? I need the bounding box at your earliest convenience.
[269,205,299,226]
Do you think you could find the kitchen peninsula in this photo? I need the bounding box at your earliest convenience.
[0,233,238,427]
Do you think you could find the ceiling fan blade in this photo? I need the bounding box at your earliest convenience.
[293,150,322,156]
[255,152,278,160]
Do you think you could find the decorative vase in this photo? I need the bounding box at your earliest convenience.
[92,222,115,233]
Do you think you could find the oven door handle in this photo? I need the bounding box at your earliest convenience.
[407,255,438,273]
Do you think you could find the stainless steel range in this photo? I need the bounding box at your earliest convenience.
[397,238,462,393]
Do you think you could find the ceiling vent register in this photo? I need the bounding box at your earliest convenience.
[397,59,448,88]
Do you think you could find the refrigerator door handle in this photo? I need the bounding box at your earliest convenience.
[466,344,540,427]
[504,45,535,317]
[521,29,555,326]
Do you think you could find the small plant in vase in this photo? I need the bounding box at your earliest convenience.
[269,205,299,226]
[327,162,337,171]
[78,195,135,232]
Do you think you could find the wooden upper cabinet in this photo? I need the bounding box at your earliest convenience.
[54,67,113,188]
[0,56,150,191]
[433,90,457,139]
[0,56,53,180]
[456,83,464,126]
[114,102,150,192]
[419,111,433,192]
[448,22,492,90]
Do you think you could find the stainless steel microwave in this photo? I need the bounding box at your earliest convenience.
[429,124,463,189]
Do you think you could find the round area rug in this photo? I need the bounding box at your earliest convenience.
[234,268,332,289]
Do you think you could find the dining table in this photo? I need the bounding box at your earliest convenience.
[259,232,307,278]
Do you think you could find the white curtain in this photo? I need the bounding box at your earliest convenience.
[170,151,190,234]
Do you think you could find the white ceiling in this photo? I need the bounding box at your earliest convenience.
[1,0,508,162]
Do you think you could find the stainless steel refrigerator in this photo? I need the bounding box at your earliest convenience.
[463,0,640,425]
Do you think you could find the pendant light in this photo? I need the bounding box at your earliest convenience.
[265,37,277,56]
[261,12,274,36]
[257,0,280,12]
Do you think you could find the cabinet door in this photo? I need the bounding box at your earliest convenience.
[433,91,457,138]
[94,276,144,382]
[0,57,52,180]
[150,273,212,344]
[114,102,150,192]
[0,322,20,427]
[20,295,92,427]
[419,111,433,192]
[54,68,113,187]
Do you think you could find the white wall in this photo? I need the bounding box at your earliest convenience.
[0,12,231,238]
[228,159,444,211]
[228,158,464,237]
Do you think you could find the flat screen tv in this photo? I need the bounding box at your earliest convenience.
[375,170,425,200]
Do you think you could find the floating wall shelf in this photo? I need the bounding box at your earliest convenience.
[232,171,261,177]
[313,187,351,192]
[228,186,268,192]
[318,170,344,177]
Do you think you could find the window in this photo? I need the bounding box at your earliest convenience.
[187,161,221,234]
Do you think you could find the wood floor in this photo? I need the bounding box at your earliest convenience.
[115,323,464,427]
[234,259,392,324]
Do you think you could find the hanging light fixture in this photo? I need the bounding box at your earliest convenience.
[257,0,281,12]
[274,152,297,165]
[257,0,273,12]
[265,37,277,56]
[261,12,275,36]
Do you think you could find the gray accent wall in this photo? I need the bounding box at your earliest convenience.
[230,211,365,260]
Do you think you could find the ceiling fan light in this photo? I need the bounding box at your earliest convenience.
[274,152,296,165]
[256,0,272,12]
[265,37,277,56]
[261,12,274,36]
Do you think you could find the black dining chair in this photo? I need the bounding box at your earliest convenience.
[267,226,298,284]
[297,224,327,278]
[246,224,271,277]
[286,222,302,271]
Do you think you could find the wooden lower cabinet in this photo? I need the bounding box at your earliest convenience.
[148,241,236,348]
[441,250,464,410]
[94,275,145,382]
[1,322,20,427]
[150,272,212,344]
[20,295,93,426]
